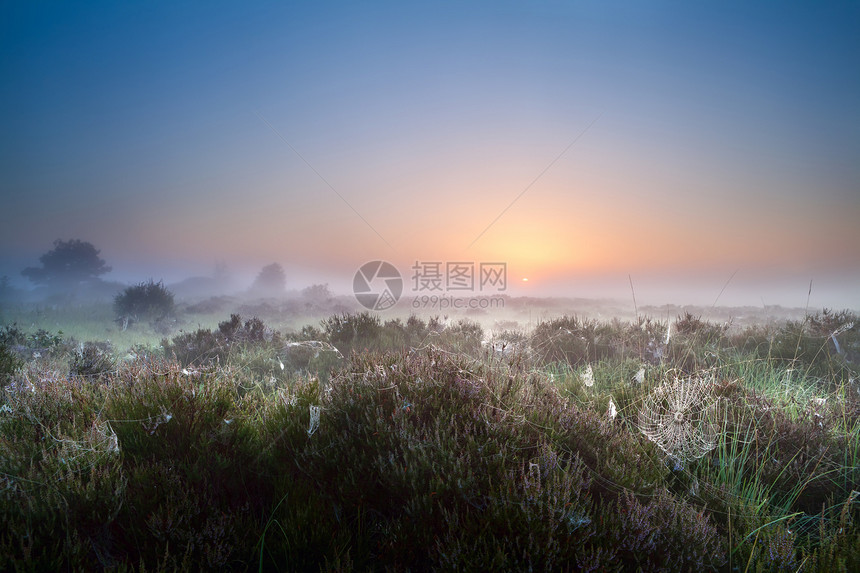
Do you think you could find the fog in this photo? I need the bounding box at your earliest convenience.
[3,250,856,320]
[2,2,858,323]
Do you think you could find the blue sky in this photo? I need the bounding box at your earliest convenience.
[1,1,858,306]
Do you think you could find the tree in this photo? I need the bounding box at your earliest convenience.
[251,263,286,296]
[22,239,111,287]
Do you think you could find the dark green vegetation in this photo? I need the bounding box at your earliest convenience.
[21,239,112,288]
[1,310,858,571]
[113,280,176,330]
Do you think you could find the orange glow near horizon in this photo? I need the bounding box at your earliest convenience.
[84,170,860,290]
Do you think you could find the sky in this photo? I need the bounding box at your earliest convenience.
[1,1,859,308]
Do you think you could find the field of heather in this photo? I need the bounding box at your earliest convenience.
[1,304,858,571]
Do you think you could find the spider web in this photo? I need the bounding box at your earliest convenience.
[638,373,721,465]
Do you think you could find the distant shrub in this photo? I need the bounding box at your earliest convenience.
[184,295,232,314]
[21,238,111,287]
[530,315,612,365]
[250,263,286,297]
[301,283,332,301]
[294,324,325,341]
[808,308,858,338]
[484,329,530,360]
[114,280,175,328]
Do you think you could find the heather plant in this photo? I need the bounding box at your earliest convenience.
[276,340,344,386]
[373,315,436,351]
[69,341,116,381]
[0,339,22,382]
[597,488,726,571]
[659,312,730,373]
[29,327,66,351]
[432,318,484,355]
[796,491,860,572]
[0,360,122,570]
[1,323,28,347]
[270,347,681,569]
[683,368,860,570]
[530,315,614,365]
[608,315,671,364]
[713,384,856,514]
[161,325,228,366]
[101,360,266,568]
[320,312,459,356]
[0,324,70,371]
[322,311,383,355]
[162,314,283,368]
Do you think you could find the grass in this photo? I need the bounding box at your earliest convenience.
[0,305,858,571]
